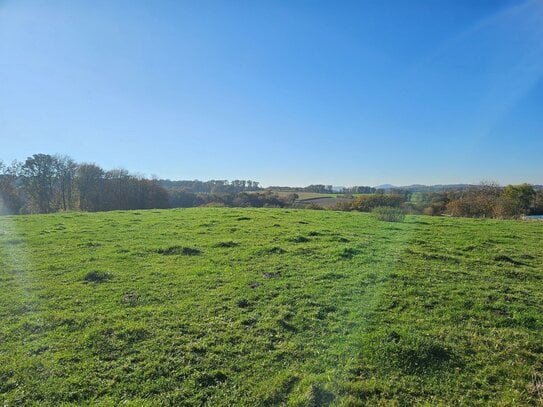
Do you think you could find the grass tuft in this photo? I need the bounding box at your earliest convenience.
[364,330,458,374]
[156,246,202,256]
[372,206,406,222]
[339,247,360,259]
[83,271,112,283]
[288,235,310,243]
[213,240,239,248]
[494,254,526,266]
[257,246,286,255]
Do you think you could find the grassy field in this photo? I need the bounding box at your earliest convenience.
[1,208,542,405]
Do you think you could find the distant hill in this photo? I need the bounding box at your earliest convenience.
[374,184,397,190]
[401,184,473,192]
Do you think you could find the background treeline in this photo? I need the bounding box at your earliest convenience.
[0,154,293,215]
[1,154,542,218]
[267,184,376,194]
[158,179,261,193]
[169,190,297,209]
[0,154,170,214]
[338,183,543,218]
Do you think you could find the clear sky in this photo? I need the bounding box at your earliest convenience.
[1,0,542,187]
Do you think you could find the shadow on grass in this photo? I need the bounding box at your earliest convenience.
[156,246,202,256]
[494,255,528,266]
[213,241,239,248]
[83,271,112,283]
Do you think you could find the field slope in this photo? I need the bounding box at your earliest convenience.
[1,208,542,405]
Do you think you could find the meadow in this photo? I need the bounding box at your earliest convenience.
[1,208,542,405]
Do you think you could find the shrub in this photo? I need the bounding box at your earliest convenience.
[493,196,521,219]
[331,200,353,211]
[201,202,225,207]
[352,194,403,212]
[372,206,405,222]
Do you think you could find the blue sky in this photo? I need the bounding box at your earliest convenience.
[1,0,542,186]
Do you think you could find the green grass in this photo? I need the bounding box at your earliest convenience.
[1,208,542,405]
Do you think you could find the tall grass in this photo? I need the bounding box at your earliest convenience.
[372,206,406,222]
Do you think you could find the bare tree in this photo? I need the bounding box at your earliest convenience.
[76,163,104,212]
[0,160,23,214]
[21,154,58,213]
[55,155,77,211]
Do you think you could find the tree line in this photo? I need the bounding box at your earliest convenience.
[158,179,261,194]
[336,182,543,218]
[1,154,541,219]
[0,154,171,214]
[0,154,293,215]
[266,184,376,194]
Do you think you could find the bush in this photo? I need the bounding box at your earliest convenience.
[201,202,225,207]
[304,203,324,210]
[372,206,405,222]
[331,200,353,211]
[493,196,521,219]
[352,194,403,212]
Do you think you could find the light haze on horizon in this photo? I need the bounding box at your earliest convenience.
[1,0,542,187]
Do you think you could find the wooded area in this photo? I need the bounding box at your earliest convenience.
[1,154,541,218]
